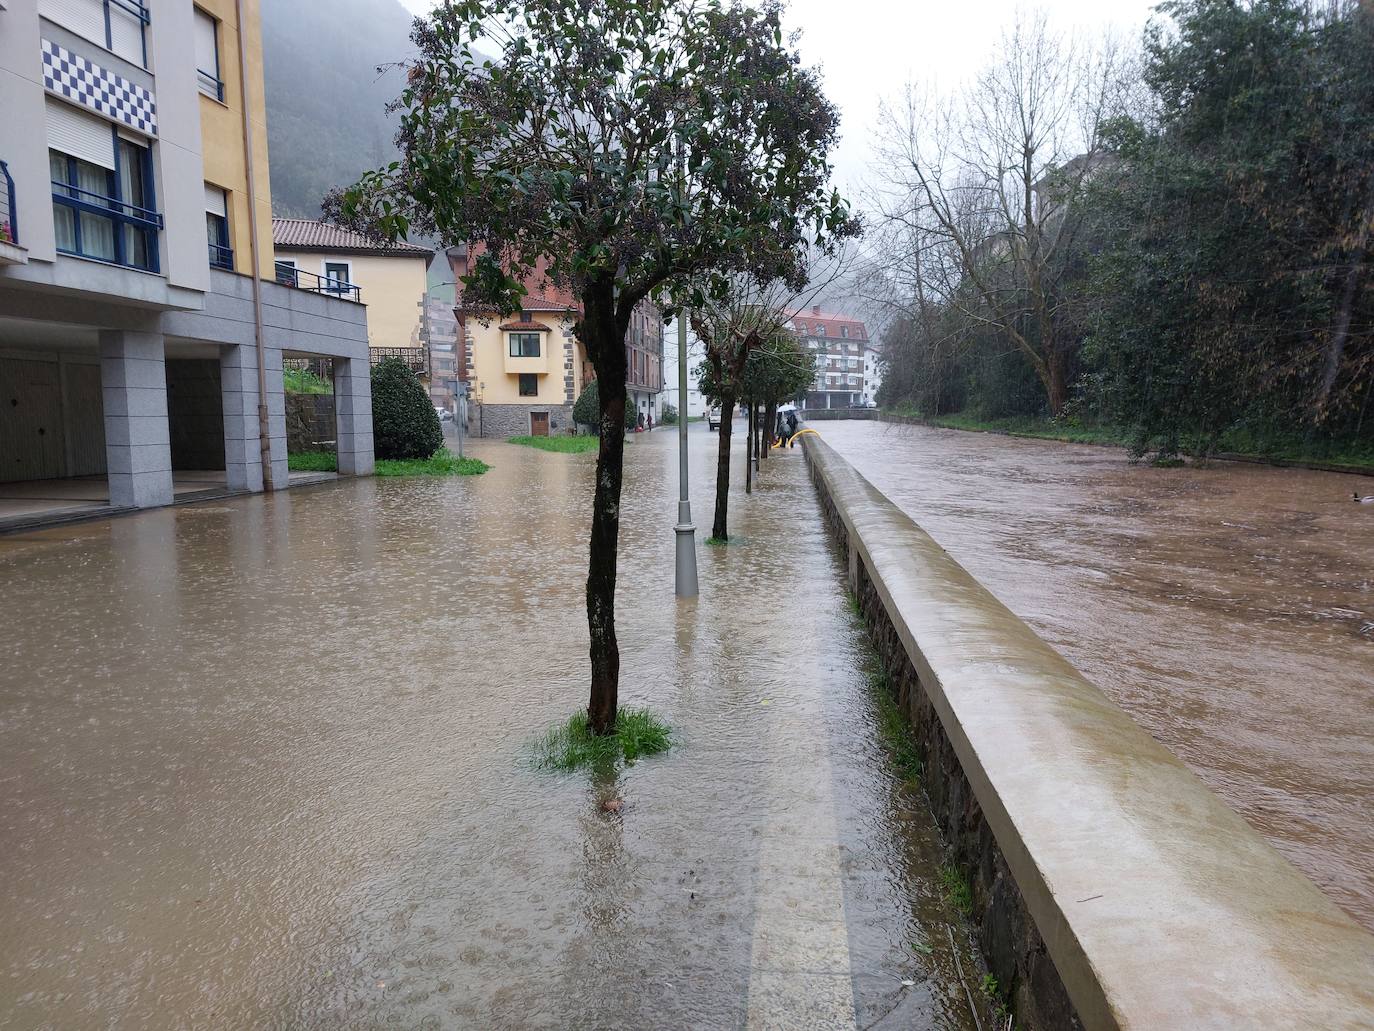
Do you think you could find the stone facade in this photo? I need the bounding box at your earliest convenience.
[476,403,575,439]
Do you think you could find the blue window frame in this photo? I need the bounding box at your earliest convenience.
[50,127,161,272]
[195,8,225,102]
[207,211,232,269]
[105,0,152,69]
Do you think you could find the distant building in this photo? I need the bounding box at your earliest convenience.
[788,306,870,410]
[272,217,433,379]
[661,320,706,418]
[445,247,664,437]
[862,342,884,406]
[419,295,460,408]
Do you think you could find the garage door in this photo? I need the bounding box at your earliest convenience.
[0,358,66,482]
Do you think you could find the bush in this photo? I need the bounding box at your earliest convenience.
[571,379,637,434]
[371,357,443,460]
[661,402,679,425]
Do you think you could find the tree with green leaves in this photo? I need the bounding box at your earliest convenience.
[328,0,857,734]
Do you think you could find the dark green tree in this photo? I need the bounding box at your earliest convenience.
[371,357,444,460]
[329,0,858,733]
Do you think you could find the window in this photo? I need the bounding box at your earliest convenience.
[816,324,826,336]
[205,184,231,269]
[323,261,351,294]
[48,104,159,271]
[841,325,849,338]
[275,259,298,286]
[509,333,541,358]
[194,7,224,101]
[39,0,150,68]
[518,373,538,397]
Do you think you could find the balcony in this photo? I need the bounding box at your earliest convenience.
[208,241,234,270]
[370,347,430,378]
[52,180,161,272]
[0,161,24,266]
[275,261,361,302]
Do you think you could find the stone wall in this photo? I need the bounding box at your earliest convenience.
[286,393,336,453]
[801,435,1374,1031]
[476,403,574,438]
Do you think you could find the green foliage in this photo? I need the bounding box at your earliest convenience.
[287,450,338,472]
[509,435,600,454]
[868,669,923,787]
[660,403,678,425]
[374,449,489,476]
[939,864,974,916]
[573,380,600,429]
[532,707,672,771]
[1080,0,1374,458]
[283,367,333,395]
[370,357,443,460]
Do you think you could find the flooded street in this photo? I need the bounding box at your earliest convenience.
[822,420,1374,931]
[0,424,980,1029]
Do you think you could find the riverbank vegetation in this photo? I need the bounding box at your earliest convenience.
[870,0,1373,467]
[287,449,489,476]
[533,707,671,771]
[508,435,600,455]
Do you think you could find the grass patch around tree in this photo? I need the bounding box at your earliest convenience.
[509,434,600,454]
[374,448,489,477]
[288,450,338,472]
[532,707,672,771]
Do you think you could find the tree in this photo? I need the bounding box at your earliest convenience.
[329,0,858,734]
[872,15,1127,416]
[371,357,444,459]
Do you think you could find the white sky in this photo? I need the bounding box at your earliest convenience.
[397,0,1159,202]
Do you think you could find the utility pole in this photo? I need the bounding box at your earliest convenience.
[674,314,699,597]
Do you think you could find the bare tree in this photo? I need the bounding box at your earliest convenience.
[871,14,1128,415]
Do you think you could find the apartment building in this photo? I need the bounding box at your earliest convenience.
[788,306,869,410]
[0,0,374,527]
[862,342,884,407]
[445,247,664,437]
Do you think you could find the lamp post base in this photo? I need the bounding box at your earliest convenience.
[674,503,699,598]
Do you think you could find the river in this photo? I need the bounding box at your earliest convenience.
[0,426,983,1029]
[821,419,1374,932]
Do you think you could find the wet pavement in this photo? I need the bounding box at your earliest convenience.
[0,423,981,1029]
[821,420,1374,932]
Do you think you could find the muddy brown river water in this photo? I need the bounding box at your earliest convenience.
[823,420,1374,932]
[0,427,984,1030]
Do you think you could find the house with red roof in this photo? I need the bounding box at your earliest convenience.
[787,306,870,410]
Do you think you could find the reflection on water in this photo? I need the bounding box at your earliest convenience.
[0,426,978,1029]
[823,420,1374,931]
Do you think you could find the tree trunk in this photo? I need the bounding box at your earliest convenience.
[763,399,778,459]
[583,283,628,736]
[712,389,735,540]
[1045,349,1067,419]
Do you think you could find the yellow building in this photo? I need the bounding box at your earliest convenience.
[196,0,275,278]
[466,300,589,437]
[271,218,433,354]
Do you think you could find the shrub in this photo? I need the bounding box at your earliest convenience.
[571,379,637,434]
[371,357,443,460]
[660,402,679,425]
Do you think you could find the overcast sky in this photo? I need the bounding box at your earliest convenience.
[397,0,1160,200]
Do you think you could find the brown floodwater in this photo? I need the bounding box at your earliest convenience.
[822,420,1374,932]
[0,425,986,1029]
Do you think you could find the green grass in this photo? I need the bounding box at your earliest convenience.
[939,863,974,916]
[509,434,600,454]
[288,450,338,472]
[532,707,672,771]
[870,670,923,786]
[374,448,489,477]
[704,535,729,547]
[283,367,333,395]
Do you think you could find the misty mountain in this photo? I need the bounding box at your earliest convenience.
[262,0,419,218]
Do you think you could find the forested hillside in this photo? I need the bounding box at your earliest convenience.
[262,0,418,218]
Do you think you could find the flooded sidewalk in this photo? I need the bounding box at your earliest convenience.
[0,425,979,1029]
[821,419,1374,932]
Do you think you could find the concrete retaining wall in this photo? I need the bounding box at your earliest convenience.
[802,435,1374,1030]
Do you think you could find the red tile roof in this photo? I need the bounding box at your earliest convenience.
[271,218,434,257]
[499,320,552,332]
[787,307,868,341]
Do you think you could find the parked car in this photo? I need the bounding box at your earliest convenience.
[707,405,722,431]
[434,405,453,422]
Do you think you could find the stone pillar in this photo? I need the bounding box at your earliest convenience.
[100,329,173,509]
[334,356,374,476]
[220,342,289,492]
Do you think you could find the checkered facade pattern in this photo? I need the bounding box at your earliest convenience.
[42,39,157,137]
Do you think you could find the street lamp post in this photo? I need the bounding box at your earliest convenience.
[674,314,699,597]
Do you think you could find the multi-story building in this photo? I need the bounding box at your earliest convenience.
[445,247,664,437]
[788,305,869,410]
[862,341,884,407]
[419,294,460,409]
[0,0,374,527]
